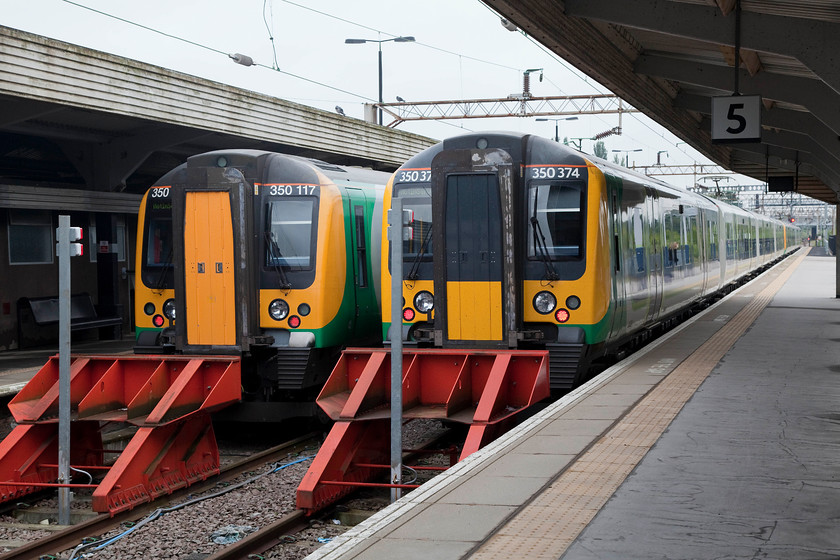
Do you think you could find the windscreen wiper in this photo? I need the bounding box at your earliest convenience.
[264,231,292,290]
[531,199,560,281]
[407,224,432,281]
[153,247,173,291]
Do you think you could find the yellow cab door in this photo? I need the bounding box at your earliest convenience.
[184,191,236,345]
[444,173,504,341]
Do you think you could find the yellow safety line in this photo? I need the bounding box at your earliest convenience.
[472,250,808,559]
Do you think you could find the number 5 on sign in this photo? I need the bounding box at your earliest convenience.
[711,95,761,143]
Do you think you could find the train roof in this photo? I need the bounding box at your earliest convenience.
[150,149,390,191]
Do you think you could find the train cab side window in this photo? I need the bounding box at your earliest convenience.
[265,199,315,269]
[527,183,585,259]
[354,205,367,287]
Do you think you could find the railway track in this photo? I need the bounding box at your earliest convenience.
[204,424,457,560]
[202,510,309,560]
[0,418,453,559]
[0,433,319,560]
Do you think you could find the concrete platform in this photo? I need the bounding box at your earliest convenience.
[307,248,840,560]
[0,336,135,397]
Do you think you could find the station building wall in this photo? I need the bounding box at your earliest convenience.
[0,208,137,350]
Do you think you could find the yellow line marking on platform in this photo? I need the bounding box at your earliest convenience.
[472,251,807,560]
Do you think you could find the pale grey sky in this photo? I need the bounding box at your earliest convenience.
[5,0,742,187]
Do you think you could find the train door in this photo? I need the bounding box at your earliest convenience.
[346,187,379,338]
[644,187,663,323]
[443,173,504,341]
[343,189,360,330]
[183,191,236,346]
[697,209,709,294]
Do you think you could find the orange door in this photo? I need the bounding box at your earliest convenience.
[184,191,236,345]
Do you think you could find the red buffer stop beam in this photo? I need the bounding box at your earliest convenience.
[297,348,549,513]
[0,355,241,514]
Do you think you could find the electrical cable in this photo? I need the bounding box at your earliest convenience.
[69,466,93,486]
[66,455,314,559]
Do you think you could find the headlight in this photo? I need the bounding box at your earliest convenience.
[533,291,557,314]
[269,299,289,321]
[413,291,434,313]
[162,299,176,320]
[566,295,581,310]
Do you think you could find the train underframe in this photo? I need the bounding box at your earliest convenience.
[135,326,348,423]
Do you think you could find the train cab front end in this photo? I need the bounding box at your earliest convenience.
[382,132,611,390]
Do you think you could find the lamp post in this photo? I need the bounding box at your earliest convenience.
[345,36,415,125]
[611,148,643,166]
[536,116,578,143]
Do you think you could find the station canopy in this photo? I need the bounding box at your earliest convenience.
[486,0,840,203]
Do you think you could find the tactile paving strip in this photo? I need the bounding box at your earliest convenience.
[471,251,807,560]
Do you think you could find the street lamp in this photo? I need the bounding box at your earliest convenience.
[611,148,642,166]
[536,116,578,143]
[345,36,415,125]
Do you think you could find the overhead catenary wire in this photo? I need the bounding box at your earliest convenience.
[279,0,522,73]
[263,0,280,70]
[60,0,376,103]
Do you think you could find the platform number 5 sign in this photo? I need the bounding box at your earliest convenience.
[711,95,761,143]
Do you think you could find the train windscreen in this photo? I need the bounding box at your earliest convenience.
[395,185,433,261]
[527,182,585,259]
[145,218,173,268]
[265,199,316,269]
[140,188,174,289]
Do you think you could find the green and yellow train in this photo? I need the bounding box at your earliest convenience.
[383,132,797,391]
[134,150,387,413]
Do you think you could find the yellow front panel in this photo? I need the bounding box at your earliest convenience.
[185,191,236,345]
[258,183,346,330]
[446,281,502,340]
